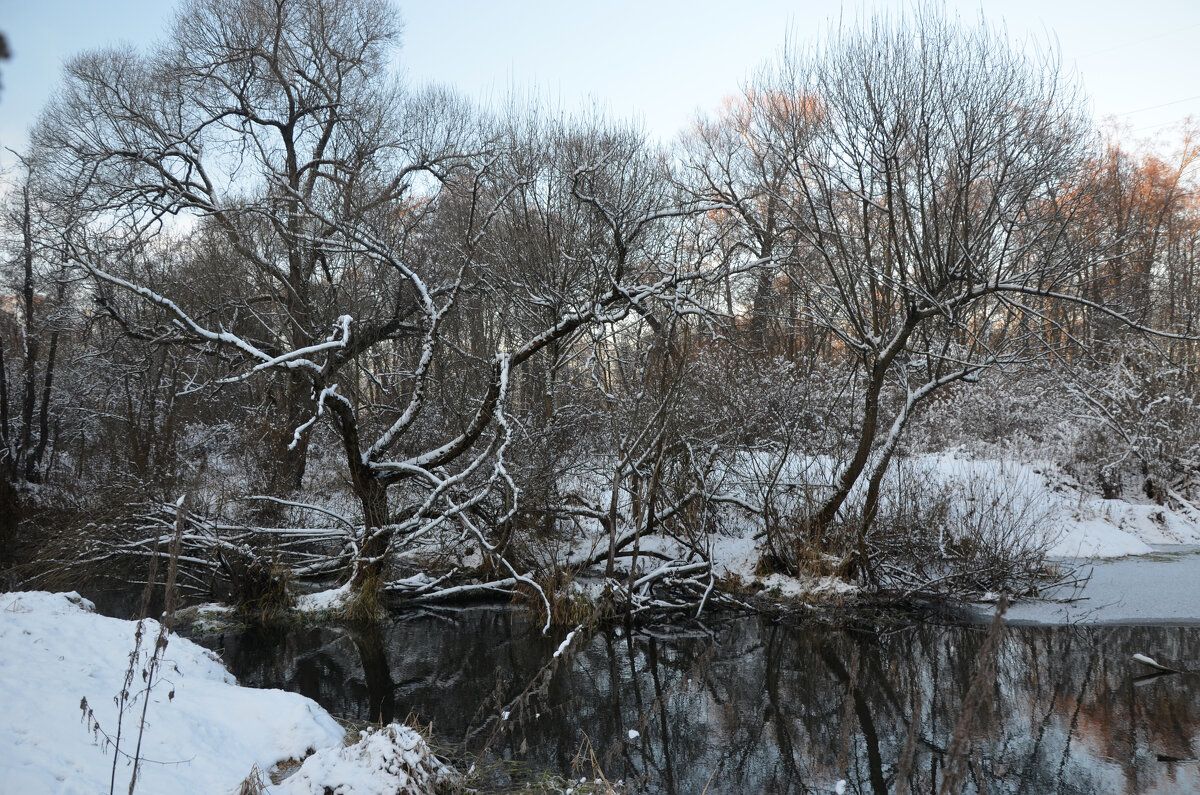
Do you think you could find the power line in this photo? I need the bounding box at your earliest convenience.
[1118,93,1200,118]
[1131,117,1194,134]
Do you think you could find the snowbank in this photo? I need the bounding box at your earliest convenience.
[273,723,455,794]
[0,591,345,793]
[904,455,1200,558]
[294,582,352,613]
[553,452,1200,605]
[710,451,1200,563]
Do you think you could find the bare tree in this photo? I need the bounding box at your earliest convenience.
[0,159,67,489]
[32,0,732,609]
[678,91,813,353]
[34,0,456,494]
[33,0,1196,613]
[709,10,1099,574]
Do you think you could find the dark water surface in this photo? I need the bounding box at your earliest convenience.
[197,609,1200,794]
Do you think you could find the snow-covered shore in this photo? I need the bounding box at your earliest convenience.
[897,454,1200,559]
[283,453,1200,615]
[0,591,452,794]
[569,452,1200,597]
[5,445,1198,789]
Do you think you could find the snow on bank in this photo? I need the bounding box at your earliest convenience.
[273,723,455,794]
[709,451,1200,563]
[0,591,346,793]
[558,452,1200,603]
[294,582,352,613]
[905,455,1200,558]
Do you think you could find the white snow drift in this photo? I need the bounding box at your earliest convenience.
[0,591,451,794]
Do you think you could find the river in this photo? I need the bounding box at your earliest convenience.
[197,552,1200,793]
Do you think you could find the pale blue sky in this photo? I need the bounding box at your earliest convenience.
[2,0,1198,172]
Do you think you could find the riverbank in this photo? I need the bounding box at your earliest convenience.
[6,567,1199,794]
[0,591,458,794]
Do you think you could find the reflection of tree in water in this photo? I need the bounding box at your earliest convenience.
[205,612,1200,793]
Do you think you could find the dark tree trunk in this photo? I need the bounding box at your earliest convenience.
[350,476,391,588]
[810,363,887,539]
[810,316,916,545]
[0,344,13,481]
[265,371,315,494]
[26,327,58,483]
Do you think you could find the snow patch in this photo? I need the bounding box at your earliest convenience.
[177,601,240,633]
[554,627,579,658]
[890,455,1200,559]
[295,583,352,613]
[759,572,858,598]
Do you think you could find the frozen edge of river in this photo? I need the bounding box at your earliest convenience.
[989,546,1200,625]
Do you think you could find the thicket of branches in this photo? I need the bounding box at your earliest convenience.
[4,0,1199,615]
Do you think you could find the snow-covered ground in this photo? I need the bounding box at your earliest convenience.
[901,454,1200,558]
[294,582,352,614]
[272,723,455,795]
[0,591,452,794]
[714,451,1200,563]
[563,452,1200,594]
[272,451,1200,616]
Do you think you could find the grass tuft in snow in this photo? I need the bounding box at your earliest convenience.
[516,569,610,628]
[341,574,388,624]
[236,764,267,795]
[228,559,294,621]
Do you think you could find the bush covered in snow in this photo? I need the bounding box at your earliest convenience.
[273,723,459,795]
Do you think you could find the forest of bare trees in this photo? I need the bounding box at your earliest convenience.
[4,0,1200,619]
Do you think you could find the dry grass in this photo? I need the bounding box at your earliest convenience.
[235,764,266,795]
[341,572,388,623]
[512,568,608,628]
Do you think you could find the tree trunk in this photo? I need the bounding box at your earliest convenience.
[18,183,37,479]
[810,313,917,544]
[24,326,57,483]
[350,475,391,589]
[0,344,13,482]
[810,363,886,539]
[848,436,901,584]
[265,372,315,494]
